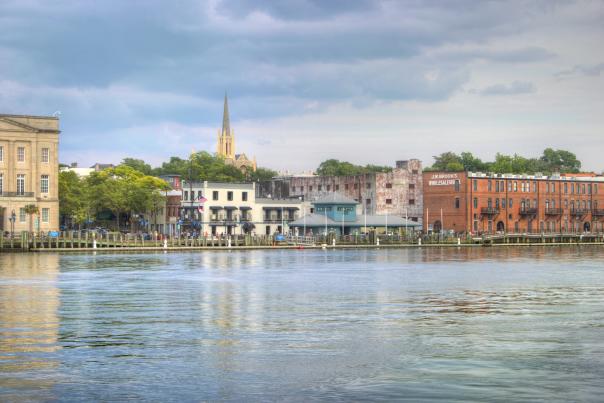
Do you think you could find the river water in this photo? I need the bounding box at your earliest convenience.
[1,247,603,402]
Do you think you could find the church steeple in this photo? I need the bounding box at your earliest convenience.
[222,92,231,137]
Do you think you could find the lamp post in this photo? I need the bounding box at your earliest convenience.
[9,210,16,237]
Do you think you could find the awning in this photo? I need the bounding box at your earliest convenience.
[209,206,222,210]
[239,206,252,210]
[224,206,238,210]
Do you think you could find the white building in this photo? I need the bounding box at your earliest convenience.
[180,181,307,236]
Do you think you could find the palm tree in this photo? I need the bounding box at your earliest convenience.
[23,204,39,234]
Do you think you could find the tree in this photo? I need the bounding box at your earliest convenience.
[248,167,278,182]
[540,148,581,173]
[59,171,93,228]
[23,204,39,234]
[429,152,463,171]
[316,159,392,176]
[121,158,153,175]
[88,166,170,231]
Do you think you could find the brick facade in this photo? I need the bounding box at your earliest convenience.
[423,171,604,235]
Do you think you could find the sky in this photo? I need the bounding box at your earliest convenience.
[1,0,603,173]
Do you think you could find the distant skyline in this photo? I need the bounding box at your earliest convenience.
[1,0,603,172]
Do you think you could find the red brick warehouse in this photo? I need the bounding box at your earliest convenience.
[423,171,604,235]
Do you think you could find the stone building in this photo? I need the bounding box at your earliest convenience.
[0,114,60,232]
[257,159,423,223]
[216,94,257,172]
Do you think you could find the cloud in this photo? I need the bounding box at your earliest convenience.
[0,0,603,171]
[555,63,604,78]
[475,81,536,96]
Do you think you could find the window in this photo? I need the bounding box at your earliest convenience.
[17,174,25,195]
[17,147,25,162]
[242,192,248,201]
[495,181,499,192]
[212,191,219,200]
[354,183,358,190]
[184,191,188,201]
[197,191,202,200]
[19,208,26,223]
[412,169,419,175]
[508,181,512,192]
[0,174,2,194]
[409,183,415,190]
[227,191,233,201]
[366,198,371,205]
[513,181,518,192]
[546,182,549,193]
[533,182,537,192]
[588,184,592,195]
[454,180,460,192]
[366,183,371,189]
[386,199,392,204]
[582,184,586,194]
[564,183,568,193]
[42,208,49,223]
[327,185,331,191]
[455,198,460,209]
[488,180,492,191]
[409,199,415,205]
[335,185,339,191]
[502,198,506,208]
[345,184,349,190]
[571,183,575,194]
[386,183,393,189]
[41,148,49,163]
[473,198,478,208]
[40,175,49,194]
[309,186,313,191]
[0,146,3,162]
[318,185,322,191]
[292,186,296,193]
[300,186,304,192]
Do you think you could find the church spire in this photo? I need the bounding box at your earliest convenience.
[222,92,231,136]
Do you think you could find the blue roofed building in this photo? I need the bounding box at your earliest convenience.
[289,193,420,236]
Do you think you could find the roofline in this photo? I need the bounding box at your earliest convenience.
[0,113,59,120]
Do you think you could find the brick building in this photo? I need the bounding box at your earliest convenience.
[258,159,423,223]
[423,171,604,235]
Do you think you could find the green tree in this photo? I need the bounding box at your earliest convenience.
[540,148,581,173]
[248,167,278,182]
[59,171,92,228]
[316,159,392,176]
[121,158,153,175]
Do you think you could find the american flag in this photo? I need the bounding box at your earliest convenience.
[198,195,208,203]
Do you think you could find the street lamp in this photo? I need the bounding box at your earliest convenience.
[9,210,16,237]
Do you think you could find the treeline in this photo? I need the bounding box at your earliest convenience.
[316,159,392,176]
[121,151,278,182]
[424,148,582,174]
[59,165,170,229]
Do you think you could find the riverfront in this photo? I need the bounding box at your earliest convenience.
[1,247,603,401]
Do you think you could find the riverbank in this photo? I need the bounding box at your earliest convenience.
[9,241,601,253]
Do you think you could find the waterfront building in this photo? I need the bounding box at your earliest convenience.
[257,159,423,222]
[216,94,257,172]
[60,162,115,177]
[180,181,305,236]
[288,193,420,236]
[423,171,604,235]
[0,114,60,232]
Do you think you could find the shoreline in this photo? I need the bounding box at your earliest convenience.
[0,241,599,253]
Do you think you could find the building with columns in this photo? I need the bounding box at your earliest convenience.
[0,114,60,232]
[216,93,257,172]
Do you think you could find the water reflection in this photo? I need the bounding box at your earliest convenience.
[0,247,603,401]
[0,254,60,401]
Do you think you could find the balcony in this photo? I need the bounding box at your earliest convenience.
[544,208,563,216]
[0,192,35,198]
[570,208,589,217]
[480,207,499,216]
[592,209,604,217]
[519,207,538,216]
